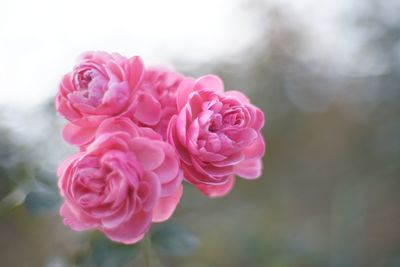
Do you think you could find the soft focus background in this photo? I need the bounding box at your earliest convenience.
[1,0,399,266]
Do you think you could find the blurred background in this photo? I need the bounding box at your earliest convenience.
[1,0,399,266]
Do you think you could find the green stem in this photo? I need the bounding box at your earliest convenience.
[143,233,152,267]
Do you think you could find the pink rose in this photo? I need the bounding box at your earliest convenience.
[168,75,265,197]
[139,67,184,139]
[57,117,183,244]
[56,51,162,147]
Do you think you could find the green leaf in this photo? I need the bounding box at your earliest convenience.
[23,188,60,215]
[152,223,200,256]
[89,235,139,267]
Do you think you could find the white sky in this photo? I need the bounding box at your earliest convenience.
[0,0,353,109]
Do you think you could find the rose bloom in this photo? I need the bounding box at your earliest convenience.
[55,51,162,147]
[57,117,182,244]
[168,75,265,197]
[139,67,184,139]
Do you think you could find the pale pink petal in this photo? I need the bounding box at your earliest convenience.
[196,175,235,198]
[60,203,97,231]
[194,75,224,93]
[176,78,196,110]
[133,93,161,125]
[212,152,244,167]
[159,170,183,197]
[101,202,130,229]
[62,123,96,146]
[152,185,183,222]
[225,90,250,103]
[202,164,234,177]
[168,116,192,164]
[100,82,129,114]
[56,152,84,177]
[96,117,139,138]
[140,171,161,212]
[56,96,81,121]
[139,127,162,141]
[242,134,265,159]
[253,107,265,130]
[153,142,180,183]
[234,158,262,179]
[128,56,145,90]
[101,211,151,244]
[176,108,189,146]
[129,137,165,170]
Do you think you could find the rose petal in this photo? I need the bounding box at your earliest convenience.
[133,93,161,125]
[134,171,160,213]
[60,203,97,231]
[242,134,265,159]
[101,211,151,244]
[96,117,139,138]
[128,56,145,90]
[234,158,262,179]
[152,185,183,222]
[129,137,165,170]
[57,152,83,178]
[62,123,96,146]
[153,142,180,183]
[196,175,235,198]
[176,78,196,110]
[194,75,224,93]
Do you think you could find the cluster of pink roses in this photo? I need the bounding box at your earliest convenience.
[56,51,265,244]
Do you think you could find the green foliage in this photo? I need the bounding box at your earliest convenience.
[88,234,139,267]
[24,187,61,215]
[152,223,199,257]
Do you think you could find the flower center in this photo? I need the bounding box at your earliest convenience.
[209,114,222,132]
[77,69,94,90]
